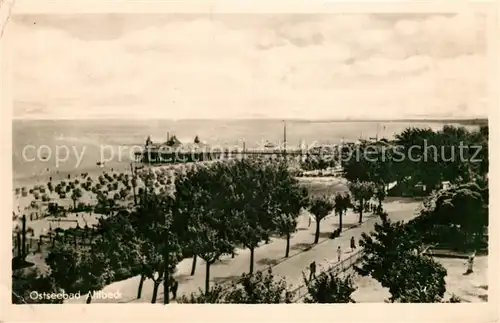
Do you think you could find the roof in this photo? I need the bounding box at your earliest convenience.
[145,141,210,153]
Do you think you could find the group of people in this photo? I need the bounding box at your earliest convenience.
[307,236,358,281]
[306,203,382,229]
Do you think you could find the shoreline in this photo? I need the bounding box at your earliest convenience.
[12,159,223,219]
[13,160,135,189]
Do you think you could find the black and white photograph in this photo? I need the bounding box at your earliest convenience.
[2,1,496,318]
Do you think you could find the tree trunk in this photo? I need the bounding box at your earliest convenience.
[358,199,364,224]
[285,233,290,258]
[131,163,137,206]
[151,281,160,303]
[16,233,21,258]
[190,255,197,275]
[205,261,211,295]
[339,212,343,232]
[137,274,145,299]
[21,215,26,257]
[163,251,170,305]
[314,219,321,244]
[249,247,255,274]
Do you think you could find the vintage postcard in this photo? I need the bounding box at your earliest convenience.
[1,0,498,322]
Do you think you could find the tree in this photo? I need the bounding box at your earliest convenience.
[356,216,421,284]
[194,135,201,144]
[12,267,63,304]
[274,214,297,258]
[303,271,356,303]
[225,268,295,303]
[272,166,309,257]
[438,186,487,242]
[348,181,375,223]
[174,164,235,293]
[385,252,447,303]
[229,160,280,274]
[409,182,488,250]
[341,141,396,185]
[392,125,489,195]
[45,243,113,304]
[308,195,334,244]
[129,191,181,304]
[355,216,447,302]
[374,184,386,211]
[93,210,144,297]
[178,284,229,304]
[394,127,441,192]
[334,193,350,231]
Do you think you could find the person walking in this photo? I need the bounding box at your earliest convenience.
[171,279,179,300]
[308,214,312,228]
[465,250,476,274]
[309,261,317,281]
[337,245,342,262]
[350,236,356,252]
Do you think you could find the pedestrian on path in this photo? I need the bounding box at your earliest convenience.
[337,245,342,262]
[350,236,356,252]
[465,250,476,274]
[308,214,312,228]
[309,261,316,281]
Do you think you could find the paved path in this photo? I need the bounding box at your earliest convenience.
[66,200,421,304]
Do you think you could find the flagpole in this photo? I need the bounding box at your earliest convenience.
[283,120,287,162]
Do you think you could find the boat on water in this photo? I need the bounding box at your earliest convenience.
[263,141,276,149]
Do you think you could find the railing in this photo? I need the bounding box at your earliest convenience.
[291,249,364,302]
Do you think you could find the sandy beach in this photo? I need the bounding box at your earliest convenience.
[12,159,238,239]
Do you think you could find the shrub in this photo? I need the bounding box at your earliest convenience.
[304,271,356,303]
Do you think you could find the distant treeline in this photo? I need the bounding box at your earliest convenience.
[287,118,488,126]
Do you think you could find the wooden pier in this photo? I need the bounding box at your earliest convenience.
[134,148,336,164]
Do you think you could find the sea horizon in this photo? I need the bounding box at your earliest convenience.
[12,116,488,123]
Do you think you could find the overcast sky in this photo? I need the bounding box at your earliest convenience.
[10,13,488,119]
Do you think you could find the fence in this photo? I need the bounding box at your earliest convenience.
[291,248,364,302]
[12,230,96,259]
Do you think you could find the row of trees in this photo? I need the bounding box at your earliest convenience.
[16,159,382,304]
[175,207,463,303]
[13,211,462,304]
[341,125,488,193]
[13,179,468,304]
